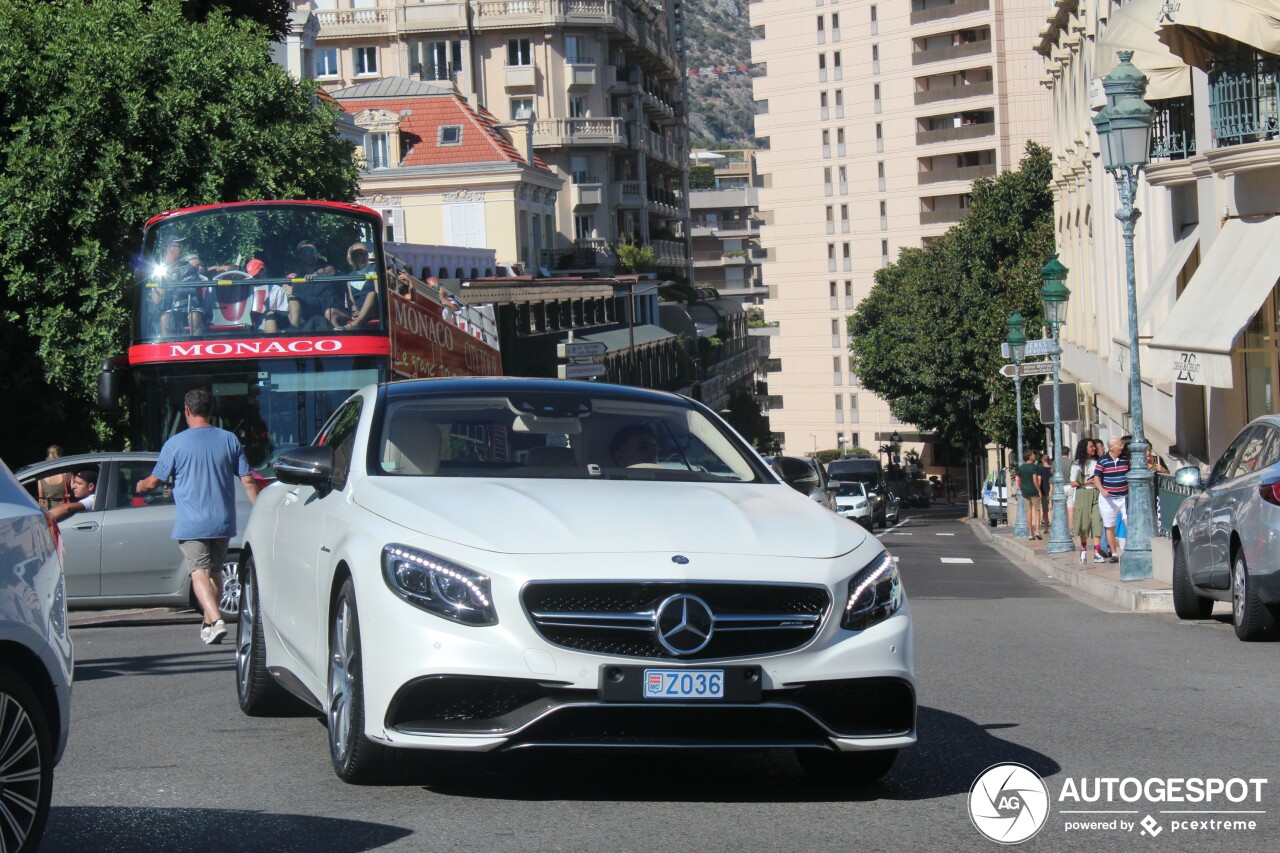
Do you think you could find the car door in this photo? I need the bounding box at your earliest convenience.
[272,398,363,683]
[26,463,103,598]
[99,458,184,597]
[1208,425,1271,588]
[1191,427,1253,586]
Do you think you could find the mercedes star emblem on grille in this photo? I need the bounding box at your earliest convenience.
[654,593,714,655]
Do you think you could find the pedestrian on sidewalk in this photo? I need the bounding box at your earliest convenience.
[1091,436,1130,563]
[137,388,258,645]
[1015,449,1043,541]
[1038,452,1054,528]
[1070,438,1104,564]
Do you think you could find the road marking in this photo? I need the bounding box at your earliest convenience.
[935,533,955,536]
[884,518,911,532]
[940,557,973,564]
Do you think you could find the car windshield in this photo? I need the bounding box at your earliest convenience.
[377,389,767,482]
[835,482,866,497]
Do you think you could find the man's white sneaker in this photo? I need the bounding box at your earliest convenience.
[200,623,213,644]
[208,619,227,645]
[1094,554,1107,564]
[1079,550,1087,565]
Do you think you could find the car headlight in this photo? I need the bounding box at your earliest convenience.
[841,550,903,631]
[381,545,497,626]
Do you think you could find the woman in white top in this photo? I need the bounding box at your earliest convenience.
[1069,438,1103,565]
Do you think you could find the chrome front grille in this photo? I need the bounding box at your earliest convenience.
[522,582,831,660]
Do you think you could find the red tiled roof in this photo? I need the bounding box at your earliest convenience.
[335,90,549,171]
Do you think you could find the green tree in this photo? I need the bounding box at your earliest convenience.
[614,240,658,273]
[848,142,1054,461]
[689,165,715,189]
[0,0,360,461]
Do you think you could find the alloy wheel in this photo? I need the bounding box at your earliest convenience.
[1233,559,1246,629]
[0,691,42,851]
[220,558,241,616]
[328,598,355,762]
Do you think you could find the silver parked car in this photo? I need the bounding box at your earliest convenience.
[1172,417,1280,641]
[16,452,250,618]
[0,456,74,852]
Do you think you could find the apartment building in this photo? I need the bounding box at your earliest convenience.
[1040,0,1280,467]
[749,0,1048,458]
[688,149,767,307]
[294,0,691,278]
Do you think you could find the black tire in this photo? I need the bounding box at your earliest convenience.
[1232,553,1278,641]
[1172,541,1212,620]
[0,666,54,853]
[796,748,898,784]
[328,578,398,784]
[236,555,296,716]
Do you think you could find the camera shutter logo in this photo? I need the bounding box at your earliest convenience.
[968,763,1051,844]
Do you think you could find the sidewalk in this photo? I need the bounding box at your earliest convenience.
[968,518,1175,612]
[69,607,202,629]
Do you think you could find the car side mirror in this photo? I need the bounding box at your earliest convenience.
[1174,466,1202,490]
[275,445,337,493]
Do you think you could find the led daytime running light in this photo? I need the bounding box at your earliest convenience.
[386,546,492,608]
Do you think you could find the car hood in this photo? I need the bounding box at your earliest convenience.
[353,477,866,558]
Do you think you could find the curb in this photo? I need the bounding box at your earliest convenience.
[967,518,1175,613]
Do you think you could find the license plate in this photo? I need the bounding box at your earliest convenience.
[642,668,724,700]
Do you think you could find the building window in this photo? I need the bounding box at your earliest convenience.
[569,95,588,118]
[510,97,534,120]
[818,54,827,71]
[354,46,378,76]
[314,48,338,78]
[438,125,462,146]
[816,15,824,32]
[382,208,400,243]
[367,132,390,169]
[507,38,532,66]
[844,280,852,297]
[414,40,462,81]
[574,214,594,240]
[565,35,589,64]
[829,281,837,297]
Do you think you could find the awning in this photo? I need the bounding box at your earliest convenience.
[1156,0,1280,69]
[1111,223,1200,349]
[579,324,676,352]
[1147,217,1280,387]
[1095,0,1193,100]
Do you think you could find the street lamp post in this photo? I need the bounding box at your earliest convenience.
[1093,50,1157,581]
[1041,255,1073,554]
[1007,312,1029,539]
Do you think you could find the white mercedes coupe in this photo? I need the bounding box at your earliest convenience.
[236,378,915,784]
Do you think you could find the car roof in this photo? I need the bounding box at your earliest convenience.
[381,376,697,407]
[15,451,159,479]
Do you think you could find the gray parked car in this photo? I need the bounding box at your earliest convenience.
[0,456,74,852]
[16,452,250,618]
[1172,417,1280,641]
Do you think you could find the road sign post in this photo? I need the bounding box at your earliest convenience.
[1000,339,1057,359]
[557,341,608,359]
[999,361,1053,378]
[556,362,607,379]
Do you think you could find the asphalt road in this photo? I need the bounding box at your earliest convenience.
[45,507,1279,852]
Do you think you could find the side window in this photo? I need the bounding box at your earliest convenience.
[1210,427,1254,485]
[115,462,174,509]
[1260,426,1280,470]
[319,398,364,491]
[1229,427,1268,479]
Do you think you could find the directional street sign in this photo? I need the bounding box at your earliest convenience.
[557,362,607,379]
[999,361,1054,378]
[557,341,608,358]
[1000,338,1058,359]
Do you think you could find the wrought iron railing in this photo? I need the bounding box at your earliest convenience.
[1209,49,1280,147]
[1149,96,1196,160]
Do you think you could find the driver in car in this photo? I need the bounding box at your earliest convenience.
[610,424,659,468]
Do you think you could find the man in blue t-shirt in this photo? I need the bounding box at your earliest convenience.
[137,389,259,645]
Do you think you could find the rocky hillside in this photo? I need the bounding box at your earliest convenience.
[682,0,756,147]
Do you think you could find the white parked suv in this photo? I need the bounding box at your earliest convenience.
[834,481,873,528]
[236,379,915,784]
[0,457,74,852]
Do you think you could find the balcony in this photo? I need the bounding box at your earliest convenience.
[472,0,614,30]
[910,0,990,26]
[714,219,760,237]
[912,40,991,66]
[533,117,627,147]
[1209,50,1280,148]
[611,180,644,207]
[913,79,993,105]
[919,208,970,225]
[542,238,611,273]
[314,7,391,37]
[504,64,536,88]
[572,177,603,206]
[400,2,470,33]
[1150,96,1197,161]
[915,122,995,145]
[566,58,597,88]
[917,163,996,184]
[652,239,687,267]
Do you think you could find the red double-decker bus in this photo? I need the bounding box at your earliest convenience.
[100,200,502,474]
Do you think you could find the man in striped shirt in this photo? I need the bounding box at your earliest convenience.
[1091,436,1130,563]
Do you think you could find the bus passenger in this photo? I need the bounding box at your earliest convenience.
[169,252,212,335]
[286,240,341,329]
[245,259,289,333]
[341,243,380,329]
